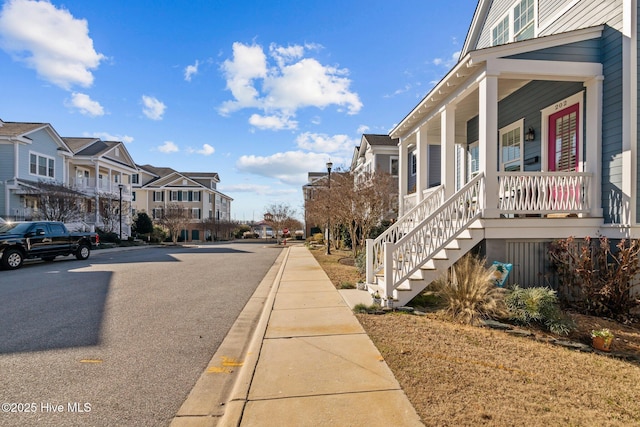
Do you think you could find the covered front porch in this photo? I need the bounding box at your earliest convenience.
[395,27,606,224]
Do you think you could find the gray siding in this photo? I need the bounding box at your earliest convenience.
[638,0,640,223]
[505,240,558,288]
[0,145,13,180]
[601,25,623,224]
[540,0,622,36]
[475,0,621,51]
[428,145,441,186]
[538,0,572,28]
[375,154,392,174]
[476,0,514,49]
[506,38,601,62]
[17,129,65,182]
[465,80,584,172]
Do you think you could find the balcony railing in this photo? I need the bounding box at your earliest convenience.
[496,172,591,215]
[71,178,131,196]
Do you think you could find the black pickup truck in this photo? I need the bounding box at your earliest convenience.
[0,221,99,270]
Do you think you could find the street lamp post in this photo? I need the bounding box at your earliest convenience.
[326,161,333,255]
[118,183,124,242]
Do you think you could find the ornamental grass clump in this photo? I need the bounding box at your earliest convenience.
[432,254,507,325]
[505,286,575,335]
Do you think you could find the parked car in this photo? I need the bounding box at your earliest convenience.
[0,221,99,270]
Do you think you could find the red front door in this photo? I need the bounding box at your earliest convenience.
[548,103,580,209]
[548,103,579,172]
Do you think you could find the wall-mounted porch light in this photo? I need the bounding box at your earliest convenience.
[525,127,536,141]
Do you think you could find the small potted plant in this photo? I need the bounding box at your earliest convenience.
[371,291,382,306]
[591,328,614,352]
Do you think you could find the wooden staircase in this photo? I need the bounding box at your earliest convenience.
[366,173,485,307]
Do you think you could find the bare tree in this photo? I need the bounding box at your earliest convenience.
[98,192,130,234]
[157,203,191,244]
[304,170,395,256]
[264,202,297,244]
[26,181,87,222]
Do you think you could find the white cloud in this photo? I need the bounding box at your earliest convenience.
[66,92,104,117]
[432,50,461,69]
[184,60,199,82]
[249,113,297,131]
[188,143,215,156]
[0,0,105,90]
[141,95,166,120]
[219,42,362,126]
[87,131,134,144]
[158,141,178,153]
[295,132,357,154]
[357,125,370,134]
[236,150,334,185]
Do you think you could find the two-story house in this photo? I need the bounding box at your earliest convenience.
[0,119,74,220]
[350,134,400,186]
[132,165,233,242]
[367,0,639,306]
[64,137,137,237]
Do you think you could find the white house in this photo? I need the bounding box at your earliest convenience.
[367,0,639,306]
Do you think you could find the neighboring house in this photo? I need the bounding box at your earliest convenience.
[0,119,73,220]
[64,137,137,236]
[132,165,233,242]
[351,134,400,220]
[367,0,639,306]
[350,134,399,186]
[302,171,329,238]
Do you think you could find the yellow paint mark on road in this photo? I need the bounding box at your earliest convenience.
[79,359,103,364]
[207,366,233,374]
[222,357,243,367]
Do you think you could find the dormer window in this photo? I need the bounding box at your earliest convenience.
[492,0,534,46]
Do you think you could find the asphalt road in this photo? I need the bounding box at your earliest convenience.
[0,241,282,426]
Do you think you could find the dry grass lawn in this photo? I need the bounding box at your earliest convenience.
[309,245,640,426]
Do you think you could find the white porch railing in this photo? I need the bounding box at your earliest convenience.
[497,172,591,214]
[367,185,444,283]
[382,173,484,298]
[71,178,131,196]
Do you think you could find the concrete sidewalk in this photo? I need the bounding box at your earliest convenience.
[173,244,424,427]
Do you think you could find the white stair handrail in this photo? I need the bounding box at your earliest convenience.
[383,173,485,298]
[366,185,444,283]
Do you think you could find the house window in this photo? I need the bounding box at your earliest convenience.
[514,0,534,41]
[492,0,535,46]
[492,15,510,45]
[132,191,136,201]
[390,157,399,176]
[132,174,139,184]
[29,152,55,178]
[153,191,164,202]
[468,142,480,179]
[500,120,524,172]
[192,191,200,202]
[192,208,201,219]
[410,152,417,176]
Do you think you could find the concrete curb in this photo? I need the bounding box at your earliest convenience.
[217,246,290,427]
[169,246,290,427]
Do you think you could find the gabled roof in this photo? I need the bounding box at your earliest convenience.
[0,121,48,138]
[362,134,398,147]
[138,164,176,178]
[0,121,72,154]
[66,137,137,170]
[63,137,100,154]
[137,164,222,191]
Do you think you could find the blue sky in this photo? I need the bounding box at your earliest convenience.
[0,0,477,222]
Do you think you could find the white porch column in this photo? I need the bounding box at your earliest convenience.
[584,76,604,218]
[622,0,636,226]
[479,73,499,217]
[398,138,408,216]
[415,129,427,203]
[441,105,456,199]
